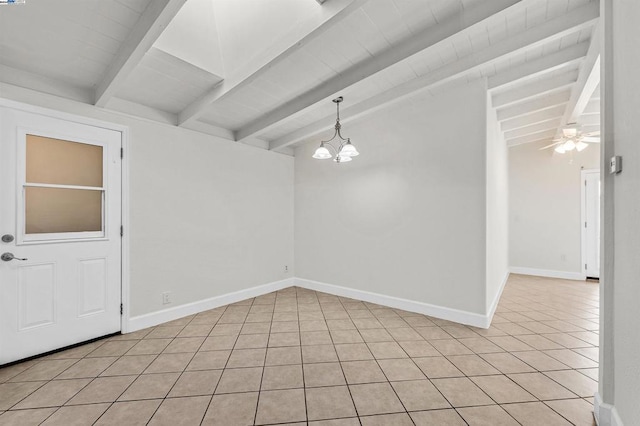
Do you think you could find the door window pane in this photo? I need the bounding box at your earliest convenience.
[26,135,103,187]
[25,187,103,234]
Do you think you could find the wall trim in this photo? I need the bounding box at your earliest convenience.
[595,392,624,426]
[486,272,510,326]
[509,266,586,281]
[294,278,491,329]
[126,278,294,332]
[581,168,600,279]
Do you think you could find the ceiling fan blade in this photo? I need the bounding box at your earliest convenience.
[584,131,600,136]
[539,141,562,150]
[582,137,600,143]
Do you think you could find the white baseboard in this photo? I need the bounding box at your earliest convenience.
[126,274,510,333]
[595,392,624,426]
[294,278,491,329]
[510,266,586,281]
[125,278,294,332]
[486,272,510,326]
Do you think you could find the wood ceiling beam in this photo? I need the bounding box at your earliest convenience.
[177,0,370,126]
[269,0,598,152]
[94,0,188,107]
[557,22,601,136]
[497,90,571,121]
[503,118,562,140]
[234,0,524,142]
[506,129,557,147]
[0,63,93,104]
[488,41,589,90]
[500,104,566,132]
[491,69,578,108]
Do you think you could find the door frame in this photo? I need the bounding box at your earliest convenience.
[0,98,132,334]
[581,168,600,279]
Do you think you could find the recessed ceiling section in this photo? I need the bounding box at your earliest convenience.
[153,0,224,77]
[114,47,223,115]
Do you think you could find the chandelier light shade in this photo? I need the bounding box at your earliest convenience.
[312,143,332,159]
[313,96,359,164]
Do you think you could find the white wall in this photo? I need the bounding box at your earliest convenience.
[0,84,294,317]
[598,1,640,424]
[128,121,293,316]
[486,96,509,313]
[509,140,599,276]
[294,82,489,315]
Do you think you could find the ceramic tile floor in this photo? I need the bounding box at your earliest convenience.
[0,274,599,425]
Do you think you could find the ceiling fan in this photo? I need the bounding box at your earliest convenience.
[539,126,600,154]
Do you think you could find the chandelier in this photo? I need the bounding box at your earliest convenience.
[312,96,359,163]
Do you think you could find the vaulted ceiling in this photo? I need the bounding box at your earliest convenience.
[0,0,600,154]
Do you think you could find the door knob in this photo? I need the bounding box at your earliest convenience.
[1,253,27,262]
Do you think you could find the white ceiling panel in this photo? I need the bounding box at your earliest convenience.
[0,0,150,88]
[116,48,222,114]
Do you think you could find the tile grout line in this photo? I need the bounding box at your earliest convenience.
[345,298,419,426]
[294,287,309,426]
[252,292,274,426]
[139,308,223,425]
[199,300,253,426]
[320,293,363,426]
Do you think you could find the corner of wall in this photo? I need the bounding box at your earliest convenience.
[595,392,625,426]
[125,277,295,332]
[485,80,510,318]
[294,277,494,329]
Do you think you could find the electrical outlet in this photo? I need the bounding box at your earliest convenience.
[162,292,171,305]
[284,265,289,273]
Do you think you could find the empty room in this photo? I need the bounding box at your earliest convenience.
[0,0,638,425]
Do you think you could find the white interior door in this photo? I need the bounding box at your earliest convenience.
[0,107,122,365]
[582,170,600,279]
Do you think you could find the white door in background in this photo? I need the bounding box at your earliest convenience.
[582,169,600,279]
[0,108,122,365]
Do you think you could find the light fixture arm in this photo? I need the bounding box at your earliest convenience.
[312,96,359,163]
[319,97,349,152]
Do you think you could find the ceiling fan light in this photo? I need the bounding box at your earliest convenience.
[339,140,359,157]
[576,141,589,152]
[312,145,332,159]
[555,145,566,154]
[564,139,576,151]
